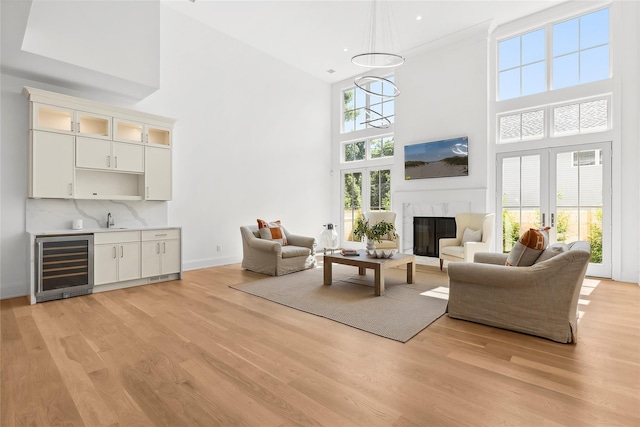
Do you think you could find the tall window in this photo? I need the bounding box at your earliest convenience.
[499,29,546,100]
[553,8,610,89]
[343,76,395,133]
[343,136,394,162]
[498,8,609,100]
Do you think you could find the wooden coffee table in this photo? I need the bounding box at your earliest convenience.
[323,250,416,296]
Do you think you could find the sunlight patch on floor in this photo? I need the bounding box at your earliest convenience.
[420,286,449,300]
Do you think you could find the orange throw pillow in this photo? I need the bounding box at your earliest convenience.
[505,227,550,266]
[257,219,288,246]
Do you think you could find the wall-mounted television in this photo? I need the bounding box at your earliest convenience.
[404,136,468,180]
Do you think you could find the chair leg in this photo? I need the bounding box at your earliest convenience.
[439,259,444,271]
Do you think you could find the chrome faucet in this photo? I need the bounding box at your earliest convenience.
[107,212,114,228]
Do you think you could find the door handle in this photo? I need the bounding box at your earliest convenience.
[542,213,546,227]
[77,122,81,133]
[156,242,160,254]
[551,213,555,227]
[112,246,117,259]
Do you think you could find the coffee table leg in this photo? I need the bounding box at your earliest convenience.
[407,261,415,284]
[358,266,366,276]
[374,265,385,296]
[324,259,333,285]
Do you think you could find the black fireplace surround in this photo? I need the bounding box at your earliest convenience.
[413,217,456,257]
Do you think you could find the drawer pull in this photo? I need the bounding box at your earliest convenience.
[155,233,168,237]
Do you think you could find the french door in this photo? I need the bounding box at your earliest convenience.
[342,168,391,245]
[497,142,611,277]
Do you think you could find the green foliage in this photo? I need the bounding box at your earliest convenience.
[405,160,426,168]
[343,90,361,123]
[588,209,603,264]
[556,210,570,242]
[343,173,362,210]
[502,209,520,253]
[345,141,365,162]
[352,218,398,243]
[442,156,468,166]
[369,169,391,211]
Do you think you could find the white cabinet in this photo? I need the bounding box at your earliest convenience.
[32,103,111,139]
[29,131,75,198]
[23,87,174,201]
[94,231,141,285]
[114,119,172,148]
[141,229,181,277]
[76,138,144,173]
[145,146,172,200]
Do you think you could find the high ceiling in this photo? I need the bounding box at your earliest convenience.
[164,0,567,83]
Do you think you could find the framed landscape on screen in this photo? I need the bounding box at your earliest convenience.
[404,136,469,180]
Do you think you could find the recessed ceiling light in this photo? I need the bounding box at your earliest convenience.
[416,16,422,21]
[344,48,348,52]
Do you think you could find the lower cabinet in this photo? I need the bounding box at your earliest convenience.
[141,229,181,276]
[94,231,141,285]
[93,228,181,288]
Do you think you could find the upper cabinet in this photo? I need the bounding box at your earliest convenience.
[23,87,175,201]
[32,103,112,139]
[114,119,171,148]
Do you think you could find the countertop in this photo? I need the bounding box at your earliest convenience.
[27,226,181,236]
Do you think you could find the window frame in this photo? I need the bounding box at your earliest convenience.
[341,75,396,134]
[496,6,611,102]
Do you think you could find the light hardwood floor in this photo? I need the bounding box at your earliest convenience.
[2,261,639,427]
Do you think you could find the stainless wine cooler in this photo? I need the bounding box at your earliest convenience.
[35,234,94,302]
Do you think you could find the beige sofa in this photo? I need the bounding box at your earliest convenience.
[240,225,317,276]
[446,241,590,343]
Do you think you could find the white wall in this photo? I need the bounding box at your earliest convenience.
[0,4,331,298]
[393,30,489,210]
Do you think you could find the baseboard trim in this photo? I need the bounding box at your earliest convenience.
[183,256,241,271]
[0,283,30,300]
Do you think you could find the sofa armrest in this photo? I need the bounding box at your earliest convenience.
[463,241,490,262]
[474,252,508,265]
[439,237,461,249]
[248,237,281,253]
[286,234,317,251]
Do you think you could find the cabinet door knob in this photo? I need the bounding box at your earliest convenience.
[156,242,160,254]
[112,246,117,259]
[120,245,124,258]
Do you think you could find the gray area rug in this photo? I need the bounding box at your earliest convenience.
[229,264,449,343]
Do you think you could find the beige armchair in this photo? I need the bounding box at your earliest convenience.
[446,241,590,343]
[439,212,495,270]
[240,225,317,276]
[363,211,400,250]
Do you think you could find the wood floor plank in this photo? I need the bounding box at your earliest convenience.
[2,261,639,426]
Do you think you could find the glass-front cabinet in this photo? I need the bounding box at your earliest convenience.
[114,118,171,148]
[32,103,111,139]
